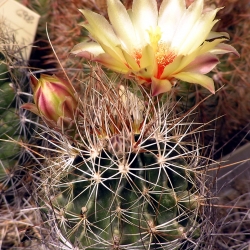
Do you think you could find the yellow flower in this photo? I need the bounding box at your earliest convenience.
[71,0,239,95]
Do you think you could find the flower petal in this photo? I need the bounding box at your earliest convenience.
[210,43,240,57]
[21,103,40,116]
[151,77,172,96]
[79,9,120,48]
[71,41,129,72]
[182,53,219,74]
[71,42,105,59]
[174,72,215,93]
[206,31,229,40]
[94,53,130,73]
[36,89,58,121]
[107,0,137,52]
[158,0,185,43]
[139,45,157,78]
[122,49,140,71]
[140,44,155,69]
[99,41,126,63]
[30,74,39,91]
[62,96,77,118]
[40,74,75,95]
[131,0,158,45]
[179,8,220,54]
[161,55,183,78]
[171,0,204,54]
[173,38,227,73]
[199,38,227,54]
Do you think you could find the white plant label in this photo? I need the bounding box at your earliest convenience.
[0,0,40,61]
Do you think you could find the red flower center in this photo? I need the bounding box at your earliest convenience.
[134,42,176,78]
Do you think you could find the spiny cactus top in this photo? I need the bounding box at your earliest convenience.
[71,0,239,95]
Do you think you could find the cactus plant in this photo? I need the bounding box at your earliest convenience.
[16,0,244,249]
[28,68,206,249]
[0,25,46,249]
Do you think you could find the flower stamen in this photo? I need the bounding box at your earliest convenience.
[134,48,142,66]
[148,26,162,52]
[156,42,176,77]
[133,41,176,78]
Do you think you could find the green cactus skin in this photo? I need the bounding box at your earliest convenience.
[0,64,21,167]
[0,108,19,138]
[52,138,199,249]
[40,77,203,250]
[0,66,20,167]
[0,82,15,115]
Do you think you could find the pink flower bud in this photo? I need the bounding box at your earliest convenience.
[22,74,78,130]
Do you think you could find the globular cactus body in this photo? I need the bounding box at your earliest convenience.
[39,74,203,250]
[57,142,196,248]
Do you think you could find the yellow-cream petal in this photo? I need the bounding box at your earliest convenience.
[206,31,229,40]
[99,41,126,64]
[179,8,220,55]
[71,42,105,58]
[198,38,228,54]
[79,9,120,48]
[171,0,203,55]
[158,0,185,44]
[94,53,130,73]
[172,38,227,73]
[131,0,158,45]
[81,23,126,63]
[161,55,183,78]
[174,72,215,93]
[107,0,137,52]
[127,9,143,47]
[122,49,140,71]
[139,44,157,78]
